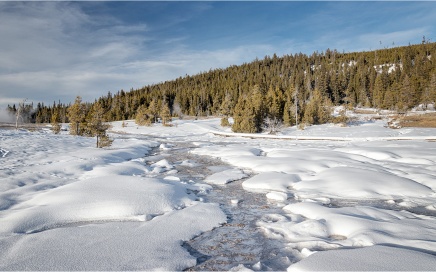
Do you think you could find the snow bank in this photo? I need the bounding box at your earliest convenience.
[153,117,436,269]
[194,141,436,205]
[2,115,436,271]
[150,159,174,173]
[287,245,436,271]
[269,202,436,252]
[266,191,288,201]
[205,168,247,185]
[0,129,226,270]
[0,202,226,271]
[192,145,332,175]
[293,166,432,200]
[0,176,194,234]
[242,172,300,192]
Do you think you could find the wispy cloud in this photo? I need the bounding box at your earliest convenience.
[0,1,281,109]
[0,2,149,108]
[0,1,435,111]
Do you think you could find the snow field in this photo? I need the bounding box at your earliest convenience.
[0,202,226,271]
[287,245,436,271]
[277,202,436,251]
[193,140,436,247]
[2,114,436,271]
[192,142,436,205]
[0,176,195,234]
[186,118,436,270]
[0,129,226,270]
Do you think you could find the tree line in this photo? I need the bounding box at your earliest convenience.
[7,41,436,133]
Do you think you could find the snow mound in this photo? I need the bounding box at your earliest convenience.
[180,159,200,167]
[164,175,181,181]
[242,172,300,192]
[0,176,194,234]
[160,143,174,150]
[293,166,432,199]
[192,145,262,158]
[0,202,226,271]
[205,168,247,185]
[287,245,436,271]
[277,202,436,252]
[150,159,174,174]
[151,159,174,169]
[266,192,288,201]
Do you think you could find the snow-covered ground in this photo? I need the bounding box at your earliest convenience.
[1,111,436,271]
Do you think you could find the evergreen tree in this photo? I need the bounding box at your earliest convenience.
[283,99,293,127]
[67,96,87,135]
[232,94,254,133]
[265,86,284,133]
[220,92,233,127]
[160,102,172,126]
[419,72,436,109]
[430,73,436,105]
[86,102,112,148]
[148,99,160,123]
[303,89,331,125]
[399,75,413,110]
[51,110,61,134]
[372,74,385,108]
[383,83,398,110]
[266,86,284,120]
[135,104,152,126]
[283,85,300,127]
[232,85,264,133]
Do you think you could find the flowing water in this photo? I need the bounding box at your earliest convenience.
[183,179,299,271]
[114,135,436,270]
[144,140,299,271]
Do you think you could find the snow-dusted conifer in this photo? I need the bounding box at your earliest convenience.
[67,96,86,135]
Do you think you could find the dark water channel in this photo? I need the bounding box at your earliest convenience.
[145,141,298,271]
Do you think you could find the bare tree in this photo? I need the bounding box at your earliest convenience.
[15,99,27,129]
[263,116,283,134]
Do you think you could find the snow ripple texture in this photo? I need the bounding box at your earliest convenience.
[2,115,436,271]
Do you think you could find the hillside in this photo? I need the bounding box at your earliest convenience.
[8,42,436,133]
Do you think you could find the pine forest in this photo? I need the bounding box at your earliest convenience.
[8,42,436,133]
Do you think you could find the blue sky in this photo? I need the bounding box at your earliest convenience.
[0,1,435,113]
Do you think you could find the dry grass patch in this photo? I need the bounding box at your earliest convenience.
[397,113,436,128]
[353,108,378,114]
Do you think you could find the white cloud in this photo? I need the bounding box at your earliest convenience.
[0,1,288,109]
[3,1,432,111]
[0,2,151,108]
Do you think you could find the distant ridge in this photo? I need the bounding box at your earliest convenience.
[10,42,436,133]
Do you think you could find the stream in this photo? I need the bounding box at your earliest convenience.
[116,134,436,271]
[183,179,299,271]
[143,140,299,271]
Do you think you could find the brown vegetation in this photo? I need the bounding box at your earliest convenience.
[353,108,378,115]
[398,113,436,128]
[388,112,436,128]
